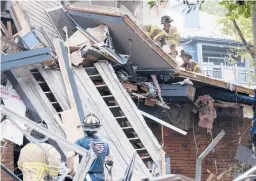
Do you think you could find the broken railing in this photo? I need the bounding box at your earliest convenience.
[195,130,225,181]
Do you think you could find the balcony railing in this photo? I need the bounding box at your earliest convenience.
[202,64,255,85]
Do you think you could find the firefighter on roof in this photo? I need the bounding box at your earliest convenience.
[161,15,181,58]
[141,15,180,59]
[180,50,201,73]
[67,113,113,181]
[18,123,61,181]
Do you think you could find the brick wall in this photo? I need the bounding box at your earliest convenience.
[160,116,252,181]
[1,141,14,181]
[148,113,252,180]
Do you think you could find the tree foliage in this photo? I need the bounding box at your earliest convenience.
[219,0,255,20]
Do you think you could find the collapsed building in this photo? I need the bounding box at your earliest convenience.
[1,1,256,181]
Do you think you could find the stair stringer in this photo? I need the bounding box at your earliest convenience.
[73,66,152,179]
[95,61,165,175]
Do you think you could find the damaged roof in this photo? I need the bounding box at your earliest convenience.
[65,5,178,69]
[7,1,255,96]
[65,5,254,96]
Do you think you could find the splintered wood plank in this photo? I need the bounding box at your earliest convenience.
[73,66,151,178]
[174,69,254,95]
[95,61,163,174]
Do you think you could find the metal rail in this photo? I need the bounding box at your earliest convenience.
[195,130,225,181]
[233,166,256,181]
[1,163,22,181]
[1,105,96,181]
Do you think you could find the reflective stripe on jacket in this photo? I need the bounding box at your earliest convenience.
[18,143,61,181]
[142,25,168,43]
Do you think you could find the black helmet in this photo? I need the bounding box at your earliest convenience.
[81,113,101,136]
[161,15,173,24]
[30,122,48,142]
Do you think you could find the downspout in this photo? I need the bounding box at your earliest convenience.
[250,89,256,151]
[195,130,225,181]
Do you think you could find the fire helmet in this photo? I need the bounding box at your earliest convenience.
[81,113,101,136]
[161,15,173,24]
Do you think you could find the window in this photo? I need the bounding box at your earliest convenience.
[202,45,245,67]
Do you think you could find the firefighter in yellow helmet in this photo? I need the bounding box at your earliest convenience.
[142,16,180,59]
[18,123,61,181]
[161,15,181,58]
[180,50,201,73]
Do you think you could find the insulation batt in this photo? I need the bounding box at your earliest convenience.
[195,95,216,130]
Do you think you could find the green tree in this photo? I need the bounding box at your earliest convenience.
[148,0,256,72]
[187,0,256,72]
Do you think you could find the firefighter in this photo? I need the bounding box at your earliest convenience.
[67,113,113,181]
[141,24,168,48]
[142,16,180,59]
[18,123,61,181]
[161,15,181,58]
[180,50,201,73]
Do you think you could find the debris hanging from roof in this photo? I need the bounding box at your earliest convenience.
[195,95,217,130]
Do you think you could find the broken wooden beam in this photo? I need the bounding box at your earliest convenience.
[53,38,84,123]
[139,110,187,135]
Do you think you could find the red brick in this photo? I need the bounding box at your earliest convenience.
[153,117,251,181]
[1,141,14,181]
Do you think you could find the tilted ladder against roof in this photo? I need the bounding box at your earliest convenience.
[78,61,164,174]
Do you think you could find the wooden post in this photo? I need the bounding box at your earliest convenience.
[53,38,84,123]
